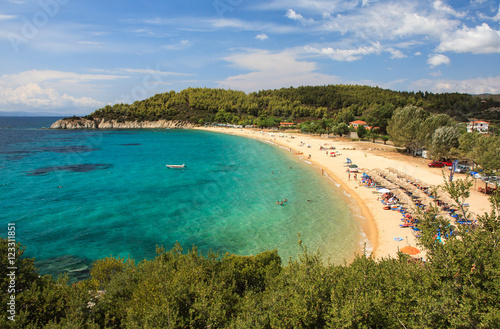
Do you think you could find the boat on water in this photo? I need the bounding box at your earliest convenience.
[166,164,186,169]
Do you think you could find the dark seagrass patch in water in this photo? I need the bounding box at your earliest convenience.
[27,163,112,176]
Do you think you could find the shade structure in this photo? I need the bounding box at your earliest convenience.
[349,164,358,168]
[400,246,421,255]
[378,188,391,193]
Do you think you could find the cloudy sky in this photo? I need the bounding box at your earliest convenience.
[1,0,500,115]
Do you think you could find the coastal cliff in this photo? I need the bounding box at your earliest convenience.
[50,118,195,129]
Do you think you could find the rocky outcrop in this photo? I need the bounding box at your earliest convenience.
[50,118,195,129]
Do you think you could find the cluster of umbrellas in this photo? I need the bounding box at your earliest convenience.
[379,167,478,223]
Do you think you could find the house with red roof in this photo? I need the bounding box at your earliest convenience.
[467,120,489,134]
[349,120,367,129]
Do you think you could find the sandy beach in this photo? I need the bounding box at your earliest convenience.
[196,126,493,260]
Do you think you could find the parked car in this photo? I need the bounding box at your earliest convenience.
[446,164,471,173]
[442,160,453,167]
[428,161,445,168]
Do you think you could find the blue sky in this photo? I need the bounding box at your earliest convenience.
[1,0,500,115]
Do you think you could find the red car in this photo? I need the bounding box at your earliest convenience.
[442,160,453,166]
[428,161,445,168]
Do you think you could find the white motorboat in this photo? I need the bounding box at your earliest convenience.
[166,164,186,169]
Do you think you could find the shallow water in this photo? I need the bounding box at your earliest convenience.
[0,117,361,280]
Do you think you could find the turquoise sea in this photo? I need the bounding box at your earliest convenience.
[0,117,362,281]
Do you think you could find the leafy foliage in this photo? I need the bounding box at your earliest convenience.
[69,85,497,129]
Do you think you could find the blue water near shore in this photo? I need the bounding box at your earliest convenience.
[0,117,361,281]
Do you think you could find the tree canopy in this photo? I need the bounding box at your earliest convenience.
[71,85,500,128]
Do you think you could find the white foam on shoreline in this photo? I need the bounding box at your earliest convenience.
[358,229,374,256]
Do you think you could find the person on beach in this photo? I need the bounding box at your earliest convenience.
[347,170,351,180]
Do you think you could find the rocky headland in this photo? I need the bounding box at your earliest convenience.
[50,118,195,129]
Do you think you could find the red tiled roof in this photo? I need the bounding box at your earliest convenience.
[349,120,367,125]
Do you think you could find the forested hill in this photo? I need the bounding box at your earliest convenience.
[79,85,500,127]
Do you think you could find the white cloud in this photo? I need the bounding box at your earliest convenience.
[438,23,500,54]
[0,83,103,109]
[430,70,443,77]
[0,70,124,86]
[432,0,467,18]
[0,14,16,20]
[252,0,356,15]
[305,43,382,61]
[321,1,460,40]
[412,76,500,94]
[115,68,192,77]
[285,9,315,24]
[387,48,406,59]
[304,42,406,61]
[495,4,500,21]
[414,51,422,56]
[256,33,268,40]
[0,70,127,112]
[427,54,450,67]
[203,17,297,34]
[217,49,339,92]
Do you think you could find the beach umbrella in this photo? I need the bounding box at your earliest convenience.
[349,164,358,168]
[378,188,391,193]
[400,246,421,255]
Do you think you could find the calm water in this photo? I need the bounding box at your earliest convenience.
[0,117,362,281]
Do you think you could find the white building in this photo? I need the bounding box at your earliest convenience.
[467,121,489,134]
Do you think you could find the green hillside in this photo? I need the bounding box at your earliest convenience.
[79,85,500,130]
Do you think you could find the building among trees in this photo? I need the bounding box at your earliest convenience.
[467,120,489,134]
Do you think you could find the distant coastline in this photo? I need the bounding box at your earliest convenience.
[50,118,194,129]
